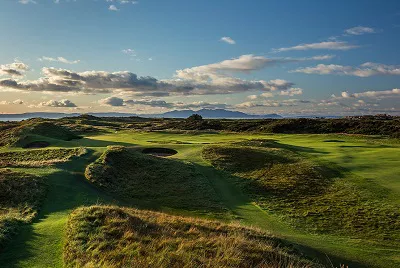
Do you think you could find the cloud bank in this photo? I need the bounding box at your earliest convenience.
[291,62,400,77]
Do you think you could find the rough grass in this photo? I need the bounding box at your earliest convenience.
[202,142,400,242]
[0,147,87,167]
[85,146,225,213]
[64,206,319,268]
[0,169,46,248]
[0,119,80,147]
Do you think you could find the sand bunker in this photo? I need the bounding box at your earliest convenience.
[142,147,178,157]
[23,141,50,149]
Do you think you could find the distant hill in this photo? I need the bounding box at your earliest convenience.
[152,109,282,119]
[0,109,282,121]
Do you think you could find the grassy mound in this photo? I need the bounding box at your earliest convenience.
[0,120,80,147]
[0,169,46,248]
[64,206,319,268]
[0,147,87,168]
[202,142,400,241]
[85,147,225,213]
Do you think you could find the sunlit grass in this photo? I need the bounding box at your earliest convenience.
[64,205,319,268]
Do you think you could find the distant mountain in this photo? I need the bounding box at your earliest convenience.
[151,109,282,119]
[0,109,282,121]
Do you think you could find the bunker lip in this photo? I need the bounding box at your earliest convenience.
[23,141,50,149]
[142,147,178,157]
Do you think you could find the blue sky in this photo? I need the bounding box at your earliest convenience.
[0,0,400,115]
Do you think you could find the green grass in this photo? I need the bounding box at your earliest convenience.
[64,205,319,268]
[0,119,80,148]
[202,144,400,241]
[80,131,400,267]
[0,169,46,249]
[85,146,226,215]
[0,130,398,267]
[0,147,87,167]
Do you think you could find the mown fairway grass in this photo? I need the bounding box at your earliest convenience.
[0,130,398,267]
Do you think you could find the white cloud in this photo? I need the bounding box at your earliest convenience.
[122,49,136,56]
[109,5,119,11]
[13,99,24,105]
[220,37,236,45]
[244,86,303,100]
[38,56,80,64]
[340,89,400,99]
[99,97,228,110]
[0,54,327,97]
[173,101,228,109]
[344,26,376,35]
[236,99,310,109]
[291,62,400,77]
[37,99,77,108]
[19,0,37,4]
[279,87,303,96]
[261,79,295,91]
[0,61,29,77]
[0,64,302,97]
[247,95,258,100]
[274,41,359,52]
[260,92,274,98]
[99,96,125,106]
[113,0,139,4]
[175,54,333,81]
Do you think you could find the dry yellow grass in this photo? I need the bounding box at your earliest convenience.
[64,206,320,268]
[0,147,87,168]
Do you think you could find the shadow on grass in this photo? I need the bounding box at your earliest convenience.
[73,137,136,148]
[0,148,222,267]
[0,146,365,268]
[0,150,122,267]
[51,137,136,148]
[198,164,367,268]
[236,139,330,155]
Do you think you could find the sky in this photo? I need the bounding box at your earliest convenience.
[0,0,400,116]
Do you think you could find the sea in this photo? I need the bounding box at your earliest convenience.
[0,117,28,122]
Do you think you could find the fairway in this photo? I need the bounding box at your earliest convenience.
[0,130,399,267]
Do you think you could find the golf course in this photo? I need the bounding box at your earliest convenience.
[0,117,399,267]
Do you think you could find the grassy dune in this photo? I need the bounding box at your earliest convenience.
[0,147,87,167]
[202,142,400,242]
[0,120,80,148]
[0,169,46,248]
[85,146,226,214]
[64,205,319,268]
